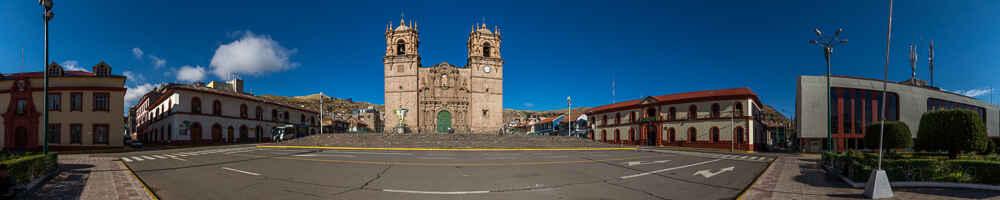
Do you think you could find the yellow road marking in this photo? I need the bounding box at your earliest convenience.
[231,153,659,167]
[256,145,637,151]
[120,161,159,200]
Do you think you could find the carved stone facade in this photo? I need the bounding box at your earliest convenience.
[383,18,503,133]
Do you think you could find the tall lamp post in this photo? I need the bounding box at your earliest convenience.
[567,96,572,136]
[810,28,847,153]
[40,0,54,154]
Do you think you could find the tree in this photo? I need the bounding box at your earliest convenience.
[915,110,989,159]
[864,121,911,152]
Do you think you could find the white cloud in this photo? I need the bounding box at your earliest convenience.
[60,60,89,72]
[209,31,298,78]
[122,71,145,83]
[523,102,535,108]
[176,65,207,82]
[132,47,144,59]
[125,83,160,107]
[948,88,994,97]
[149,55,166,68]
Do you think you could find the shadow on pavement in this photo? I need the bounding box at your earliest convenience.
[894,187,1000,199]
[27,164,96,200]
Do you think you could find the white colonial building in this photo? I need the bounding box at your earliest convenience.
[132,79,319,145]
[587,88,766,151]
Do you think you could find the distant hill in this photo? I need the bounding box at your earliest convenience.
[504,107,590,122]
[257,94,381,120]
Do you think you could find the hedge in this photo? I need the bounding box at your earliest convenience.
[863,121,911,151]
[915,110,989,158]
[821,152,1000,185]
[1,152,58,185]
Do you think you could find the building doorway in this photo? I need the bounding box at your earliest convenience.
[647,126,657,146]
[436,110,451,133]
[191,123,202,144]
[227,127,234,143]
[14,126,28,150]
[240,126,248,143]
[212,124,222,143]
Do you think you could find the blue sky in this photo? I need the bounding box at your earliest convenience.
[2,0,999,117]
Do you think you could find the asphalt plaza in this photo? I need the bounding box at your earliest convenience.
[105,144,771,200]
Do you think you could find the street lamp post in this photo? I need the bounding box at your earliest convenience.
[810,28,847,153]
[40,0,54,154]
[567,96,572,136]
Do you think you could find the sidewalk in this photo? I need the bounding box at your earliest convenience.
[743,155,1000,200]
[27,154,154,200]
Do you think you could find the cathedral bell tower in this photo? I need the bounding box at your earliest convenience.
[467,23,504,133]
[384,18,421,132]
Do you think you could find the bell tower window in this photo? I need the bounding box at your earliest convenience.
[482,42,491,57]
[397,40,406,56]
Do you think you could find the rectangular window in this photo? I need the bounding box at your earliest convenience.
[865,92,872,124]
[70,124,82,144]
[831,88,838,133]
[70,93,83,111]
[16,99,27,115]
[842,89,851,134]
[47,93,61,111]
[93,125,109,144]
[94,93,110,111]
[927,98,986,123]
[854,90,863,134]
[876,93,883,121]
[887,93,898,121]
[47,124,61,144]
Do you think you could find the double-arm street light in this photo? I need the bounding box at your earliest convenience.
[810,28,847,153]
[40,0,54,154]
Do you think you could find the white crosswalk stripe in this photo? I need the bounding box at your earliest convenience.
[141,156,156,160]
[131,156,144,161]
[153,155,167,159]
[122,147,262,163]
[121,157,133,162]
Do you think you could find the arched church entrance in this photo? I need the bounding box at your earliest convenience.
[437,110,452,133]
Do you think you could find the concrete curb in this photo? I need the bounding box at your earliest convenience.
[12,168,58,200]
[736,156,778,200]
[257,145,638,151]
[121,161,160,200]
[821,165,1000,191]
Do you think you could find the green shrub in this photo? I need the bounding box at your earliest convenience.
[946,160,1000,185]
[864,121,912,151]
[933,171,974,183]
[914,110,989,158]
[1,152,58,185]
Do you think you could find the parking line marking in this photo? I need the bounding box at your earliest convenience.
[131,156,144,161]
[620,159,721,179]
[382,189,489,194]
[221,167,261,176]
[153,155,167,159]
[121,157,133,162]
[141,156,156,160]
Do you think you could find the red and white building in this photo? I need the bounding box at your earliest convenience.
[132,79,319,145]
[587,88,766,151]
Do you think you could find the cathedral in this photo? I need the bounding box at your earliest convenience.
[383,18,504,133]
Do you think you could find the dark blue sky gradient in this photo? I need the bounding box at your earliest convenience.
[2,0,999,117]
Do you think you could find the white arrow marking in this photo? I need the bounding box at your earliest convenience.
[693,166,735,178]
[625,160,671,166]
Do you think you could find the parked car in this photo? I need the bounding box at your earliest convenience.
[130,141,144,148]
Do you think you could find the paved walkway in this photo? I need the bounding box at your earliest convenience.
[744,156,1000,200]
[28,154,153,200]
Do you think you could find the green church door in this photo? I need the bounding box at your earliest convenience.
[437,110,452,133]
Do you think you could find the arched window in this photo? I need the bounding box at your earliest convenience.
[628,128,635,143]
[603,115,608,125]
[614,129,620,143]
[647,108,656,118]
[668,107,676,121]
[483,42,492,57]
[629,111,636,123]
[212,100,222,116]
[734,102,744,117]
[711,103,721,118]
[284,111,290,121]
[191,97,202,114]
[615,113,621,124]
[240,104,248,119]
[272,110,278,121]
[688,105,698,120]
[255,106,262,120]
[688,127,697,142]
[300,114,305,123]
[396,40,406,56]
[736,127,745,144]
[601,130,607,142]
[711,127,720,143]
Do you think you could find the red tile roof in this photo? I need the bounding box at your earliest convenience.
[3,71,105,78]
[588,88,761,114]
